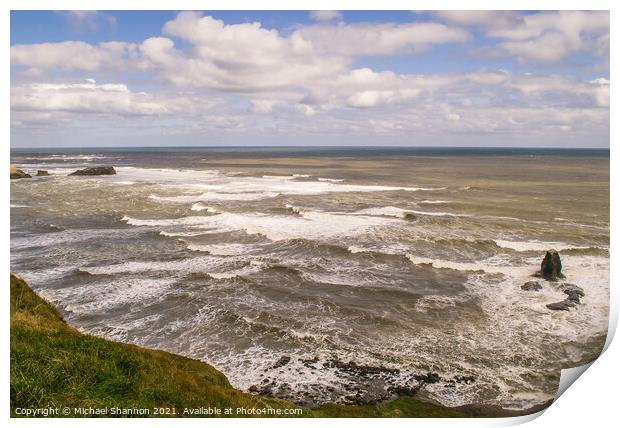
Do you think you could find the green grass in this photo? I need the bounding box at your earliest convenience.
[10,274,467,418]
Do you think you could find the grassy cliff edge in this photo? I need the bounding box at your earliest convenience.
[10,274,495,418]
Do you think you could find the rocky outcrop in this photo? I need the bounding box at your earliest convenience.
[546,283,585,311]
[546,300,576,311]
[272,356,291,369]
[69,166,116,176]
[540,249,565,280]
[10,167,31,180]
[36,170,49,176]
[561,283,585,302]
[521,281,542,291]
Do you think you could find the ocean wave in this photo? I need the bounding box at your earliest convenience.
[493,239,601,252]
[40,277,177,315]
[406,255,488,273]
[190,203,218,213]
[122,215,216,227]
[11,228,134,250]
[187,243,253,256]
[419,200,451,204]
[317,177,344,183]
[262,175,298,180]
[34,154,107,161]
[121,166,444,206]
[354,206,470,218]
[77,256,257,278]
[125,210,401,242]
[150,192,280,203]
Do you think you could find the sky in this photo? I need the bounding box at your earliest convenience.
[10,10,610,148]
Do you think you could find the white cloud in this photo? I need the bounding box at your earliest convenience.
[62,11,117,33]
[434,10,609,64]
[431,11,519,28]
[295,21,470,56]
[12,81,164,115]
[11,41,136,71]
[10,80,218,116]
[139,12,348,92]
[9,11,609,147]
[310,11,342,22]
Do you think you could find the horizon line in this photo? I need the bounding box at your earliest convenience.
[9,145,611,150]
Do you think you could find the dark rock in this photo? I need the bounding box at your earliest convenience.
[454,375,476,384]
[325,359,400,377]
[69,166,116,176]
[248,384,259,393]
[540,249,565,280]
[10,167,31,179]
[36,170,50,176]
[413,372,441,384]
[546,299,576,311]
[272,355,291,369]
[300,356,319,368]
[521,281,542,291]
[388,384,421,397]
[561,283,584,302]
[402,212,417,221]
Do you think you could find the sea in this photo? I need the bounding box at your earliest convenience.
[9,147,610,410]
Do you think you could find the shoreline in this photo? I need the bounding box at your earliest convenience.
[10,273,552,418]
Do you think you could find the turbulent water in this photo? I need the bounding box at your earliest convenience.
[10,147,610,410]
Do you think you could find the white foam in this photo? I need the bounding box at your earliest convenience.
[190,203,218,213]
[187,243,251,256]
[11,228,133,250]
[494,239,598,252]
[78,256,253,278]
[125,209,401,242]
[317,177,344,182]
[406,255,486,272]
[35,154,107,161]
[122,215,222,227]
[419,200,451,204]
[284,204,305,215]
[354,206,470,218]
[353,206,413,219]
[150,192,280,203]
[116,166,440,206]
[40,277,177,315]
[262,175,298,180]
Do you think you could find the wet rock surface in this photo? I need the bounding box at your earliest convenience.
[521,281,542,291]
[69,166,116,176]
[539,249,565,280]
[546,284,585,311]
[546,300,576,311]
[36,170,50,176]
[10,167,31,179]
[272,355,291,369]
[247,356,477,407]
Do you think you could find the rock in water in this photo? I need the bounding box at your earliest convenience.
[36,170,50,176]
[69,166,116,176]
[546,300,576,311]
[521,281,542,291]
[546,283,585,311]
[561,283,585,303]
[272,356,291,369]
[10,166,31,179]
[540,249,565,280]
